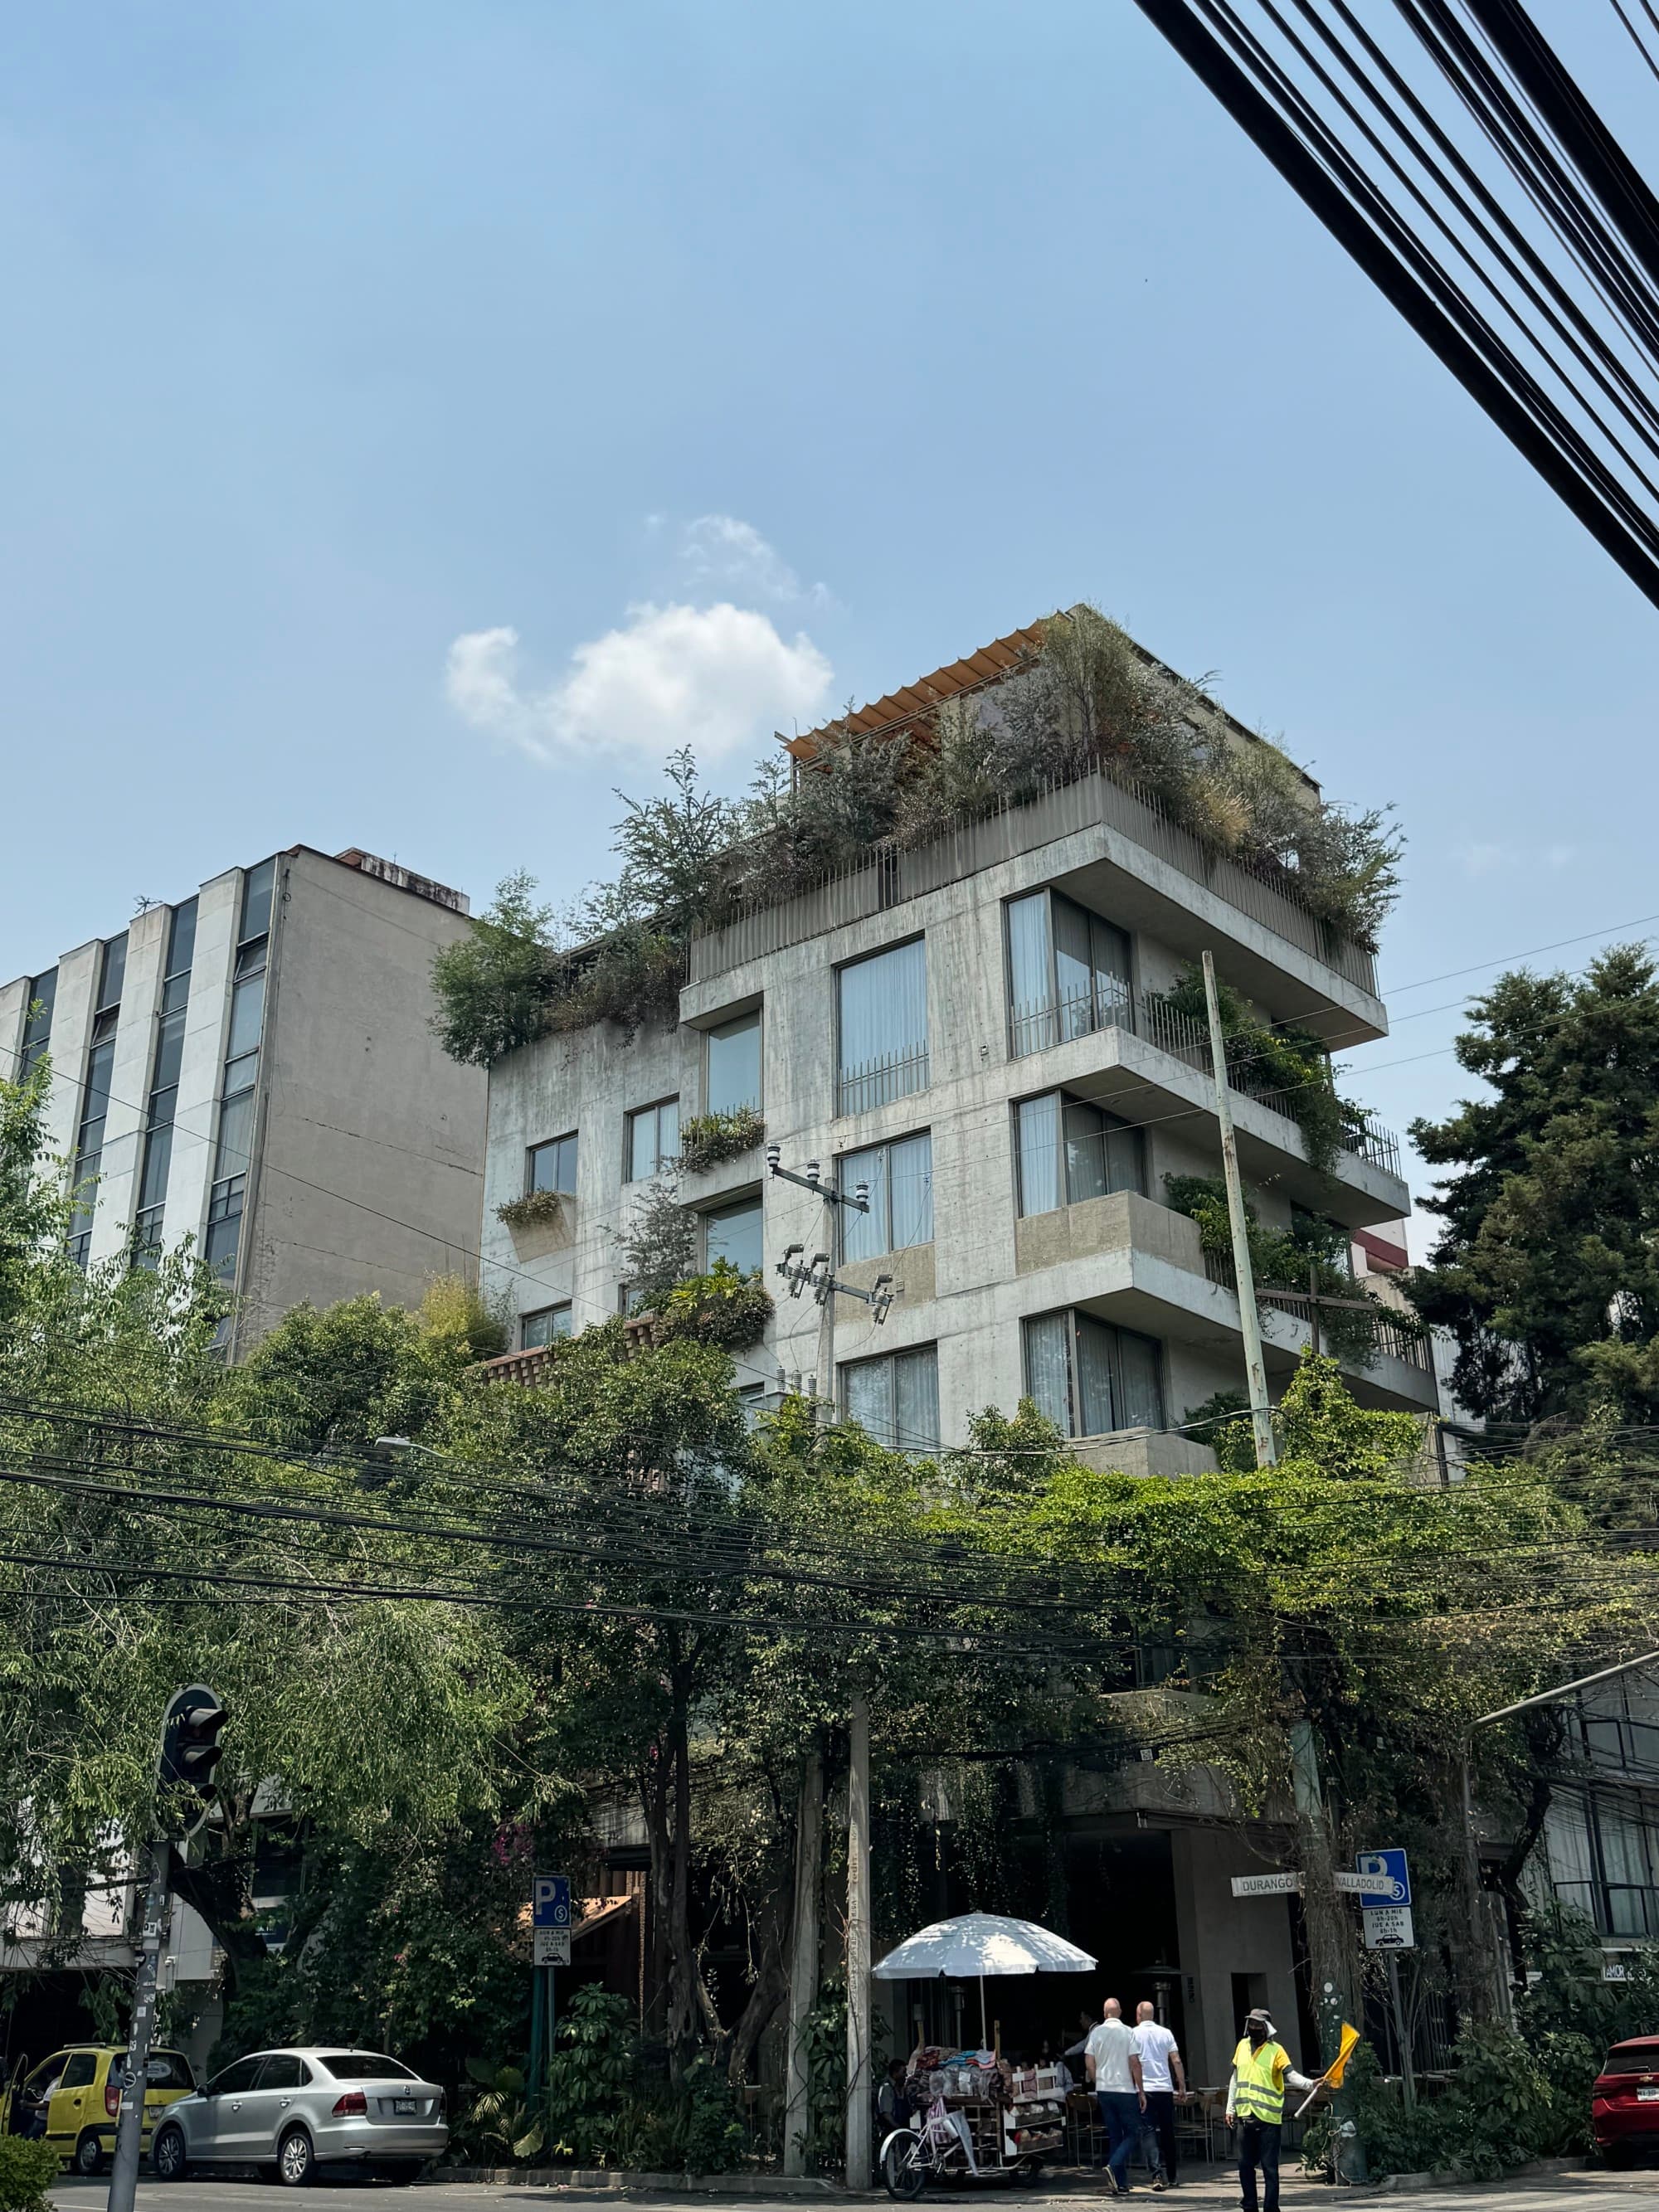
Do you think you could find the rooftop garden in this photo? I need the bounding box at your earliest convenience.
[432,605,1404,1067]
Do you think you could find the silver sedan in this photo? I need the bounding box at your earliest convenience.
[149,2047,448,2187]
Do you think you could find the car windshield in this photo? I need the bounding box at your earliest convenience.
[319,2054,416,2081]
[1602,2047,1659,2074]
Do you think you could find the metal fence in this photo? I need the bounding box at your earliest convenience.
[1203,1247,1435,1374]
[688,762,1380,996]
[835,1044,931,1120]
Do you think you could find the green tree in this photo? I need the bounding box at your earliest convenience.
[1410,946,1659,1422]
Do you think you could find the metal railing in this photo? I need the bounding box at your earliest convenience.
[835,1043,930,1119]
[1008,984,1405,1183]
[1202,1247,1434,1374]
[689,762,1380,995]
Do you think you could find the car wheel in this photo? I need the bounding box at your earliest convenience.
[73,2131,106,2177]
[377,2161,425,2185]
[277,2127,315,2188]
[151,2124,190,2182]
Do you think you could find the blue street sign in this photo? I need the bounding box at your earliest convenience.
[1356,1849,1410,1906]
[533,1874,572,1929]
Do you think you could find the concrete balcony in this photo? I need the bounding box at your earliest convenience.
[1010,993,1409,1231]
[1014,1189,1439,1414]
[689,766,1385,1044]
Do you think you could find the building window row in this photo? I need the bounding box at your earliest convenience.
[133,897,198,1268]
[20,969,56,1077]
[206,858,276,1291]
[1015,1091,1143,1215]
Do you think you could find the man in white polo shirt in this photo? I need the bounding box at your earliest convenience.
[1084,1998,1145,2196]
[1133,2001,1187,2190]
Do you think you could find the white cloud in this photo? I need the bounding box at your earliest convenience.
[677,513,831,606]
[445,601,834,767]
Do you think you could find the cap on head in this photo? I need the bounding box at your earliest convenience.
[1244,2007,1274,2034]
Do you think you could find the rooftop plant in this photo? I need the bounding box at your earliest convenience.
[431,606,1404,1066]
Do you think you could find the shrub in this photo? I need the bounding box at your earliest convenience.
[542,1986,637,2166]
[451,2058,544,2164]
[675,1108,765,1174]
[495,1188,565,1233]
[430,873,561,1067]
[652,1262,774,1352]
[0,2140,58,2212]
[613,1181,699,1313]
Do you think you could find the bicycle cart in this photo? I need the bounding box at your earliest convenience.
[872,1915,1094,2200]
[880,2061,1068,2199]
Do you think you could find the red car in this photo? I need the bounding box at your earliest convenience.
[1593,2036,1659,2164]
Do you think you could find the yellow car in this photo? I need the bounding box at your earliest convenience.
[0,2044,197,2175]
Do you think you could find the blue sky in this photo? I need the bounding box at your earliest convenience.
[3,1,1655,1228]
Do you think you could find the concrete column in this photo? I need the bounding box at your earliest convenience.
[90,905,168,1265]
[45,944,99,1161]
[0,976,27,1082]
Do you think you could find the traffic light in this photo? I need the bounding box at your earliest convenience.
[157,1683,229,1836]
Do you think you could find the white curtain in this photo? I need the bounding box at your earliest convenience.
[839,939,927,1082]
[1017,1094,1061,1217]
[1023,1314,1073,1433]
[895,1348,940,1451]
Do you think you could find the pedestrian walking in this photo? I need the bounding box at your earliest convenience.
[1085,1997,1146,2196]
[1132,2001,1186,2190]
[1226,2008,1321,2212]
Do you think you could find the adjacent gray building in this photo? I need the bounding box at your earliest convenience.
[2,845,487,1353]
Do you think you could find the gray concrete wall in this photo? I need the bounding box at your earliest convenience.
[484,791,1429,1440]
[1171,1826,1303,2088]
[236,848,488,1344]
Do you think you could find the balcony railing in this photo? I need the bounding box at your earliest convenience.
[836,1043,930,1119]
[1009,984,1404,1183]
[1202,1247,1434,1374]
[689,763,1380,995]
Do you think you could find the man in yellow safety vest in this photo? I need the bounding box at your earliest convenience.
[1225,2009,1321,2212]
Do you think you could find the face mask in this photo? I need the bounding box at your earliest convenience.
[1248,2026,1267,2045]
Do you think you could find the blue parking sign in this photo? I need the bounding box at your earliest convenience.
[533,1874,572,1928]
[1355,1849,1410,1906]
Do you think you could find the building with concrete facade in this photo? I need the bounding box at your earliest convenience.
[477,620,1441,2083]
[1,844,487,1354]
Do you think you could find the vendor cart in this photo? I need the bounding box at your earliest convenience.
[872,1914,1095,2199]
[879,2058,1068,2198]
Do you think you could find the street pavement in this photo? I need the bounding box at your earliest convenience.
[45,2166,1659,2212]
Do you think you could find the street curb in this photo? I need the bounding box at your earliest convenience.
[1353,2156,1588,2194]
[429,2174,848,2195]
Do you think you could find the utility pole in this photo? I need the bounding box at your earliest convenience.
[1201,950,1275,1466]
[1288,1718,1364,2185]
[782,1742,825,2176]
[108,1685,227,2212]
[845,1696,873,2192]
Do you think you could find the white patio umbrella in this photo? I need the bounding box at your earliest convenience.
[873,1912,1097,2047]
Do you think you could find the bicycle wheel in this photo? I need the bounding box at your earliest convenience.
[882,2127,929,2200]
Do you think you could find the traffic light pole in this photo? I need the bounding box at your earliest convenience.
[106,1838,171,2212]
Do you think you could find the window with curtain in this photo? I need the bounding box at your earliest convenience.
[839,1132,933,1261]
[707,1009,761,1114]
[528,1131,579,1194]
[840,1344,940,1451]
[704,1194,763,1276]
[836,939,928,1116]
[627,1097,680,1181]
[1020,1310,1165,1437]
[1015,1092,1144,1215]
[1005,888,1131,1057]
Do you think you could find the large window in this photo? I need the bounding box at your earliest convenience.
[627,1098,680,1182]
[528,1131,579,1195]
[206,857,276,1290]
[1546,1789,1659,1939]
[134,898,198,1266]
[522,1303,572,1350]
[704,1194,763,1276]
[1015,1092,1144,1216]
[837,939,928,1116]
[19,970,56,1077]
[707,1010,761,1116]
[69,935,128,1266]
[839,1132,933,1262]
[1006,888,1131,1058]
[1022,1310,1165,1437]
[841,1345,940,1452]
